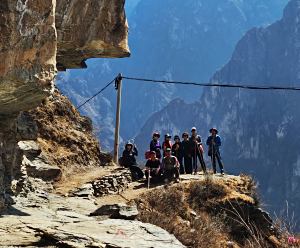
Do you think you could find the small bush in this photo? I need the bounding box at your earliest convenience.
[189,175,228,210]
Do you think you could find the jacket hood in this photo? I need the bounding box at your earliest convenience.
[125,141,133,149]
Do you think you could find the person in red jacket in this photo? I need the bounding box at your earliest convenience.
[162,134,173,157]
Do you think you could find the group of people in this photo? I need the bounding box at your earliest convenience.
[121,127,225,183]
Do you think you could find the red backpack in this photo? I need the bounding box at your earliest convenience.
[145,150,151,159]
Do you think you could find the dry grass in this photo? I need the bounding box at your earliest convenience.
[137,184,232,247]
[28,88,113,182]
[136,174,300,248]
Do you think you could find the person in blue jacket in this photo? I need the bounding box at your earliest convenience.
[206,128,224,175]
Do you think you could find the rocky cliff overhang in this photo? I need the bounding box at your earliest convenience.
[0,0,130,132]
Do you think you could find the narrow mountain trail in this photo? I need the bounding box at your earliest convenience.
[95,170,240,207]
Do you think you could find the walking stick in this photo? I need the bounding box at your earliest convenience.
[196,144,206,174]
[211,139,215,173]
[176,167,181,183]
[147,169,150,189]
[194,141,197,175]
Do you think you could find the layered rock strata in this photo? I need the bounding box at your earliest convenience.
[0,181,185,248]
[0,0,57,131]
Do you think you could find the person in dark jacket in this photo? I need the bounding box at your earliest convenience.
[182,132,193,174]
[172,135,184,174]
[161,148,179,183]
[206,128,224,175]
[145,151,162,182]
[150,132,162,159]
[189,127,206,173]
[122,141,144,179]
[162,134,173,157]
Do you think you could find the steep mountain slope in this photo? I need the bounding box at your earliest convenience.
[133,0,300,221]
[56,0,289,151]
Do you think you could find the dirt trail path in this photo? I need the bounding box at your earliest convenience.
[95,171,238,207]
[52,165,241,210]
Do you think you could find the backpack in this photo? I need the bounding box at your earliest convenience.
[118,156,124,167]
[145,150,151,159]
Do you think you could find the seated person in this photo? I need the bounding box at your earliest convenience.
[161,148,180,183]
[145,151,162,182]
[122,141,144,180]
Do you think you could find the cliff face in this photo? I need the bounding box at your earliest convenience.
[133,0,300,220]
[0,0,57,131]
[0,0,129,133]
[56,0,130,71]
[0,0,129,209]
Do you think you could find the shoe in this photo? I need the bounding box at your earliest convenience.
[213,171,217,174]
[164,179,169,183]
[221,170,225,175]
[175,178,180,183]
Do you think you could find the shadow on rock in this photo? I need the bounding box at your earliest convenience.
[0,205,30,217]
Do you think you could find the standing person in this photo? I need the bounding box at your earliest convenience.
[206,128,224,175]
[172,135,184,174]
[145,151,162,183]
[161,148,180,183]
[162,134,173,157]
[182,132,193,174]
[150,132,162,159]
[122,141,144,180]
[189,127,206,173]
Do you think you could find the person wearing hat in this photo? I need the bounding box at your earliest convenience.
[161,148,180,183]
[206,128,224,175]
[162,134,173,158]
[145,151,162,182]
[122,141,144,180]
[189,127,206,173]
[172,135,184,174]
[182,132,193,174]
[150,132,162,159]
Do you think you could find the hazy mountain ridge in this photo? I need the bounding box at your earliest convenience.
[133,0,300,220]
[56,0,289,151]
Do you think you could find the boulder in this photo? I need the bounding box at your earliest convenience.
[91,203,139,220]
[18,141,41,153]
[23,155,61,180]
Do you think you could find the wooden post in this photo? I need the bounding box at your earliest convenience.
[113,73,122,164]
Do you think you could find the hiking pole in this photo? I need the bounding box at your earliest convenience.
[176,166,181,183]
[211,141,214,174]
[196,144,206,174]
[194,141,197,175]
[147,169,150,189]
